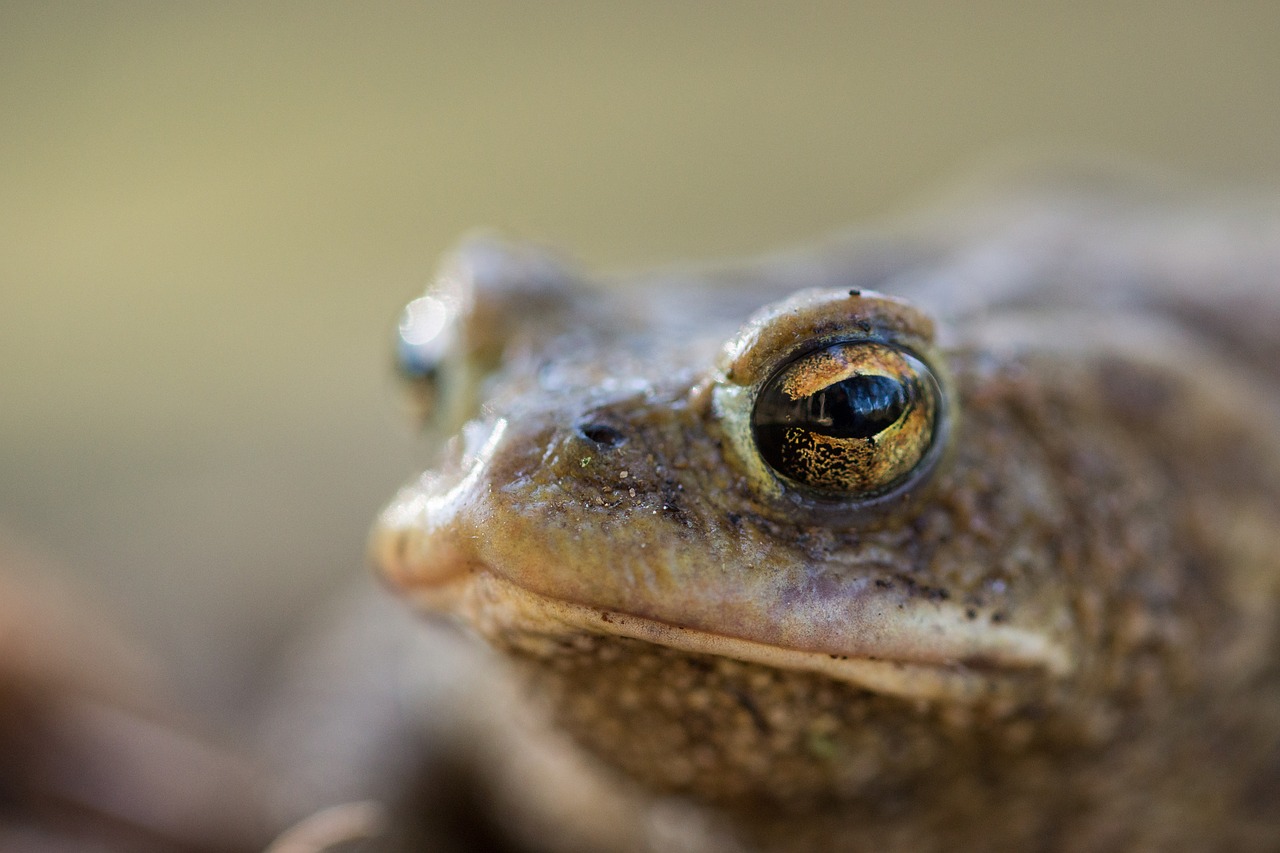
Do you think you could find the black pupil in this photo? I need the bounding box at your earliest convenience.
[757,373,909,440]
[806,374,908,439]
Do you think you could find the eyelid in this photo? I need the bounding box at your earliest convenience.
[717,288,936,388]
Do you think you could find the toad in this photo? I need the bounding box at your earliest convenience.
[372,193,1280,852]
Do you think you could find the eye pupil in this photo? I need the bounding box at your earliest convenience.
[806,374,908,439]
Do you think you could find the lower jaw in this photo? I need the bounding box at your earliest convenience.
[491,628,1065,810]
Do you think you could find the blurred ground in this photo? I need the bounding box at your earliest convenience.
[2,2,1279,727]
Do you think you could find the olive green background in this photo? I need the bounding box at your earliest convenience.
[3,3,1279,720]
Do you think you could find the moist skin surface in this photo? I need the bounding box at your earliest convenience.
[374,195,1280,852]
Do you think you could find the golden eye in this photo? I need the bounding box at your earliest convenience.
[750,341,941,498]
[712,288,949,514]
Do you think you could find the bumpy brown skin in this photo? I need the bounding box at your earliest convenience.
[377,195,1280,852]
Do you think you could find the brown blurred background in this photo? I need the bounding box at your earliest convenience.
[2,2,1279,726]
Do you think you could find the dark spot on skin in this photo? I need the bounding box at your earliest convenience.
[893,575,948,601]
[966,608,977,620]
[729,688,770,735]
[578,423,625,447]
[874,578,893,589]
[848,288,862,297]
[661,481,694,528]
[726,512,742,527]
[600,612,613,623]
[991,611,1008,624]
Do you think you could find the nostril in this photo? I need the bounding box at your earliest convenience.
[577,423,626,448]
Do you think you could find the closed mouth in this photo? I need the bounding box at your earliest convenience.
[393,565,1062,704]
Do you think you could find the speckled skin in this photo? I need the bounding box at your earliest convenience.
[376,194,1280,852]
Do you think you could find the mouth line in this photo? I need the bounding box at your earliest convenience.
[402,568,1057,704]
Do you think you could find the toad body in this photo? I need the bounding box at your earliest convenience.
[373,195,1280,852]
